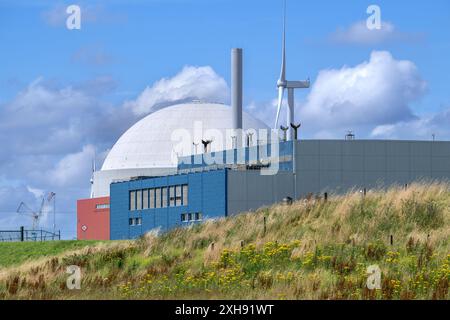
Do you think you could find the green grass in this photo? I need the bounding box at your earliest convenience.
[0,241,103,268]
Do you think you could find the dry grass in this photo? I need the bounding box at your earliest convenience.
[0,182,449,300]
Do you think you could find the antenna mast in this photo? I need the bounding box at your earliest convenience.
[90,151,96,198]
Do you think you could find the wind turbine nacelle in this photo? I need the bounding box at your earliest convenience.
[286,80,310,89]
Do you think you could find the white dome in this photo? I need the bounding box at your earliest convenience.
[101,102,269,170]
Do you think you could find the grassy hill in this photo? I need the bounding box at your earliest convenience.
[0,183,449,300]
[0,241,103,268]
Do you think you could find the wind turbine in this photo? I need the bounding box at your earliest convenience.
[274,0,310,140]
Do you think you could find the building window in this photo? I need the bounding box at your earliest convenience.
[169,186,175,207]
[181,212,203,223]
[143,189,149,210]
[130,191,136,211]
[155,188,161,208]
[150,188,155,208]
[129,218,135,226]
[182,185,188,206]
[136,190,142,210]
[96,204,110,209]
[135,217,142,226]
[195,212,203,221]
[176,186,182,206]
[162,187,168,208]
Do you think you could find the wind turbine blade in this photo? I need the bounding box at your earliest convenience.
[275,87,285,128]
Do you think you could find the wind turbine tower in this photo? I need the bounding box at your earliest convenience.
[274,0,310,140]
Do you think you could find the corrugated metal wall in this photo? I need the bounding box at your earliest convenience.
[226,140,450,216]
[226,170,294,215]
[294,140,450,197]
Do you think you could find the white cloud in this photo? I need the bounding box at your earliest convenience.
[298,51,427,136]
[48,145,95,188]
[0,78,137,235]
[371,108,450,140]
[27,186,45,199]
[0,77,134,157]
[245,99,285,129]
[124,66,229,116]
[331,21,424,45]
[250,50,448,141]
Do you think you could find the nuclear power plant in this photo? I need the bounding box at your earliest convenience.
[76,8,450,241]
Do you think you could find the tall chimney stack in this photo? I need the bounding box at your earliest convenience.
[231,48,243,130]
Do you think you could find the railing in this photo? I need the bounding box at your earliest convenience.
[0,227,60,242]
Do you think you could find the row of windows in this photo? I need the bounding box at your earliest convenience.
[130,185,188,211]
[181,212,203,222]
[129,213,201,227]
[129,217,142,226]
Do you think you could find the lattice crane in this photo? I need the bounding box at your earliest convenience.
[16,192,55,230]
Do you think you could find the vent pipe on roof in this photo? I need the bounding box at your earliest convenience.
[232,48,243,131]
[345,131,355,141]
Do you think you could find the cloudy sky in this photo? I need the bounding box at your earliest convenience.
[0,0,449,238]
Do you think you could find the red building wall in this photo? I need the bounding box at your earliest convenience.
[77,197,110,240]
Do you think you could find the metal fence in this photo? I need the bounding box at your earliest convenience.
[0,227,60,242]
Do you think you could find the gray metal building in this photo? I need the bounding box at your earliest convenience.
[211,139,450,215]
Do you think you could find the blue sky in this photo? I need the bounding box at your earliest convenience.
[1,0,449,106]
[0,0,449,238]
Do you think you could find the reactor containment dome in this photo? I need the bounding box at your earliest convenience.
[92,102,269,197]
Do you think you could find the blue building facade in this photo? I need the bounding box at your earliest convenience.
[110,169,227,240]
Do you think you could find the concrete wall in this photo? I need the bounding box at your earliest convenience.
[294,140,450,197]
